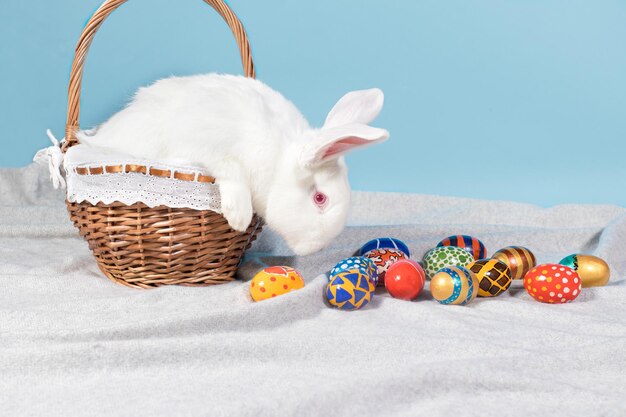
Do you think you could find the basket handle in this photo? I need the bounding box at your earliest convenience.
[63,0,255,151]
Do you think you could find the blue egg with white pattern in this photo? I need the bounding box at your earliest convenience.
[329,256,378,286]
[358,238,410,258]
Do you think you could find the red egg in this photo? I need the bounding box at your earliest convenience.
[524,263,582,304]
[384,259,426,301]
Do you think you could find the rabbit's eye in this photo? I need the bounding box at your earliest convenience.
[313,192,328,209]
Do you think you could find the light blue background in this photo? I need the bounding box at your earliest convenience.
[1,0,625,206]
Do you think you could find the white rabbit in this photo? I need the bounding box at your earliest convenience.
[77,74,389,255]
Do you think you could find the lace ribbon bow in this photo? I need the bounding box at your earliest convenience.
[33,130,66,189]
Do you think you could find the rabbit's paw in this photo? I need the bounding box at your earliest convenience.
[219,182,253,232]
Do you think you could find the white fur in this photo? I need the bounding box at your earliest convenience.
[78,74,389,255]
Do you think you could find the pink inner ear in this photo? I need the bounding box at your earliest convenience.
[321,137,371,160]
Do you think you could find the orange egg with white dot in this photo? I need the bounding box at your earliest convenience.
[250,266,305,302]
[523,263,581,304]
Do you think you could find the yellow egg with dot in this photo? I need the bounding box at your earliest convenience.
[250,266,305,302]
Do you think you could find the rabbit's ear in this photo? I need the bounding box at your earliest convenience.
[300,123,389,166]
[324,88,384,128]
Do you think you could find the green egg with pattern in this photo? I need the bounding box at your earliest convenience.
[422,246,475,280]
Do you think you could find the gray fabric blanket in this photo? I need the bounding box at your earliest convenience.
[1,164,625,417]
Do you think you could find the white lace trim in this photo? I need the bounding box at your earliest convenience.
[34,133,222,212]
[65,167,222,212]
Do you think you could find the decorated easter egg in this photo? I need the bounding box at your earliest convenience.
[467,258,512,297]
[250,266,305,302]
[359,237,410,257]
[363,248,407,285]
[559,254,610,288]
[325,269,375,311]
[422,246,475,280]
[492,246,536,279]
[437,235,487,260]
[329,256,379,286]
[524,264,581,304]
[430,266,479,306]
[384,259,426,300]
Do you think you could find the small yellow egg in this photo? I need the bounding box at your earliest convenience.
[250,266,305,302]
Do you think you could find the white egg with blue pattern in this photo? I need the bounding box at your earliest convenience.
[329,256,379,286]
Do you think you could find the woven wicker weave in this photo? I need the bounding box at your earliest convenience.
[63,0,262,289]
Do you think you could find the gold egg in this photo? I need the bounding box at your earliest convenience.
[430,266,479,305]
[559,254,610,287]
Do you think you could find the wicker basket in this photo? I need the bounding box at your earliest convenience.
[63,0,263,289]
